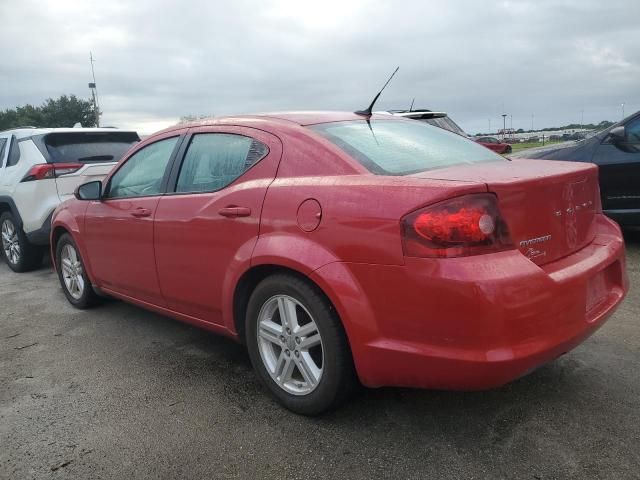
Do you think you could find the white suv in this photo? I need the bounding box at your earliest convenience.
[0,127,140,272]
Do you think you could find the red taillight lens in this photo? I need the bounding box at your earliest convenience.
[21,163,82,182]
[401,193,513,258]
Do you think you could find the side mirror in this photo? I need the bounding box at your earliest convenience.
[609,125,626,143]
[75,180,102,201]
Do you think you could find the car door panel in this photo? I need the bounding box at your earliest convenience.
[154,126,282,325]
[82,132,184,305]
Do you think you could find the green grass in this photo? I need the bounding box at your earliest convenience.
[509,140,563,154]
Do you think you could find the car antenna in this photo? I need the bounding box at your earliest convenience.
[355,66,399,116]
[409,98,415,112]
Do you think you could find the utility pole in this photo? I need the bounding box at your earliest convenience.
[531,113,534,131]
[501,114,507,141]
[580,109,584,129]
[621,103,625,120]
[488,118,491,134]
[89,52,100,127]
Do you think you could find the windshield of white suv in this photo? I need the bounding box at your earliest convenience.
[35,132,140,164]
[311,119,504,175]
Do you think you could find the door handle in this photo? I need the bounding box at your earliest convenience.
[131,207,152,218]
[218,206,251,218]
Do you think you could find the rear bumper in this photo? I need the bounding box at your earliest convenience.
[604,208,640,228]
[312,214,628,390]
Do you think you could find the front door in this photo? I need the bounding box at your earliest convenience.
[83,134,182,305]
[593,115,640,213]
[154,126,282,324]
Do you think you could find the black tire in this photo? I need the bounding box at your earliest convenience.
[55,233,99,309]
[0,212,43,272]
[246,273,357,415]
[505,145,512,154]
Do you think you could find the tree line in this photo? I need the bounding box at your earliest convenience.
[0,95,98,130]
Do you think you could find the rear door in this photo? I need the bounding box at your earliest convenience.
[592,115,640,214]
[154,126,282,324]
[83,132,183,305]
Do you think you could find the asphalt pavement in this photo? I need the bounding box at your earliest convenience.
[1,233,639,479]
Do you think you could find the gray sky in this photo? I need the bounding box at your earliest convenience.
[1,0,638,134]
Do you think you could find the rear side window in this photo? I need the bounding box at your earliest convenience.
[176,133,268,193]
[0,138,7,166]
[6,137,20,167]
[35,132,140,164]
[311,120,504,176]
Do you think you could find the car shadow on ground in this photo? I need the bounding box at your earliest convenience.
[78,290,616,426]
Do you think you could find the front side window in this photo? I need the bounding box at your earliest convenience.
[176,133,268,193]
[625,117,640,144]
[311,119,504,176]
[106,136,178,199]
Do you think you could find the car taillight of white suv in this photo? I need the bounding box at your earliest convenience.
[0,127,140,272]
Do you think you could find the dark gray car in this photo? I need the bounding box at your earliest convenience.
[511,111,640,228]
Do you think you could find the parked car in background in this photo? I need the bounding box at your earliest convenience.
[511,110,640,228]
[50,112,627,414]
[0,127,140,271]
[380,109,468,136]
[475,136,512,154]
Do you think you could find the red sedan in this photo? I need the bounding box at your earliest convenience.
[50,112,628,414]
[476,136,513,154]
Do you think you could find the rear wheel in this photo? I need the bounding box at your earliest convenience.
[0,212,43,272]
[55,233,99,309]
[504,145,512,154]
[246,274,357,415]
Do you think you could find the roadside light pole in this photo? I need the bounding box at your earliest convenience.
[621,103,625,120]
[501,114,507,141]
[89,52,100,127]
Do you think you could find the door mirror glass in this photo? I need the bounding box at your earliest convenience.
[75,180,102,200]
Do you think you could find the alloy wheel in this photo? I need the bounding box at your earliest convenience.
[257,295,324,395]
[60,243,85,300]
[1,219,20,265]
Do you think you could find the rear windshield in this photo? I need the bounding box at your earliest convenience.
[311,120,504,175]
[36,132,140,164]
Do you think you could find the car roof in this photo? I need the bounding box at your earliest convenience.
[0,127,138,140]
[155,111,402,136]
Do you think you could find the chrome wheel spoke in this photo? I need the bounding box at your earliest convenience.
[277,296,299,331]
[299,331,321,350]
[258,319,283,345]
[275,351,296,384]
[295,352,321,387]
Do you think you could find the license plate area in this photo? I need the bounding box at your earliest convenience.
[585,261,621,315]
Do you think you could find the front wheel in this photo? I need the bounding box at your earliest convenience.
[55,233,99,309]
[246,274,357,415]
[0,212,43,272]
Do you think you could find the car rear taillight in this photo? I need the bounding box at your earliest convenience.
[401,193,513,258]
[21,163,83,182]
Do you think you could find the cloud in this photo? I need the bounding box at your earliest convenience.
[0,0,638,134]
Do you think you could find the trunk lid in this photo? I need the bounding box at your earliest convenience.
[410,159,600,265]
